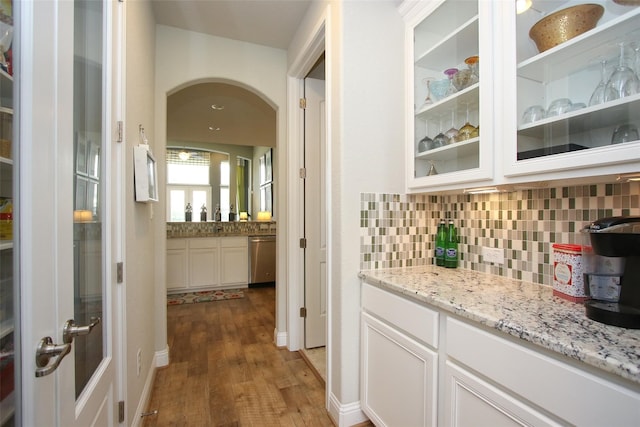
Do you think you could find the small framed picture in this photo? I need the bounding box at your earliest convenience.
[75,176,88,210]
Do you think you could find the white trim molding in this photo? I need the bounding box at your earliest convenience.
[155,346,169,368]
[328,393,369,427]
[274,328,288,347]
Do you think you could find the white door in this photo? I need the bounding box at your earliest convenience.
[20,0,121,426]
[303,76,326,349]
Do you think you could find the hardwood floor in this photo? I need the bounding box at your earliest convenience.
[141,287,336,426]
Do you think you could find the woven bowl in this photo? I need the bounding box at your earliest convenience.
[529,4,604,53]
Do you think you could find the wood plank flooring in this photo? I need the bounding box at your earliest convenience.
[141,287,336,427]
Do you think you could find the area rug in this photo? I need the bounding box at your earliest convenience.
[167,289,244,305]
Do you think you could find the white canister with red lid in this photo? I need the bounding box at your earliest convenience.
[552,243,586,302]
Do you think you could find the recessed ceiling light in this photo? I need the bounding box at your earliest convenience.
[209,126,220,131]
[211,104,225,110]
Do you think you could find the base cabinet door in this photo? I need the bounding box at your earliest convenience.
[189,238,219,288]
[361,312,437,427]
[444,361,561,427]
[167,239,188,291]
[220,237,248,287]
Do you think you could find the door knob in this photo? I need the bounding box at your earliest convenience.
[35,336,71,377]
[63,317,101,343]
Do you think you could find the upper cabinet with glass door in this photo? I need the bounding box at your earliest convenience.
[401,0,496,193]
[503,0,640,181]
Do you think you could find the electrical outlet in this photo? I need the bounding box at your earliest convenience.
[482,246,504,265]
[137,349,142,377]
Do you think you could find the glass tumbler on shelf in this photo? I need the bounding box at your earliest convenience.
[604,42,640,102]
[611,124,639,144]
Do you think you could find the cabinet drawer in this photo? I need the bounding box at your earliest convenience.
[167,239,187,250]
[220,236,248,248]
[362,282,439,348]
[189,237,218,249]
[446,317,640,426]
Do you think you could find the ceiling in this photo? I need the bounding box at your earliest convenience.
[152,0,313,149]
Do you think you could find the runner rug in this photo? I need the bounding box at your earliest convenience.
[167,289,244,305]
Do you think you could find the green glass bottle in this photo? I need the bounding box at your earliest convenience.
[445,220,458,268]
[435,219,446,266]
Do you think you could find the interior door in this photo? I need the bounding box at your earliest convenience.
[303,76,326,349]
[20,1,121,426]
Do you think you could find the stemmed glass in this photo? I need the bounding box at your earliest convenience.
[604,42,640,102]
[444,68,458,97]
[457,103,475,141]
[418,120,433,152]
[432,116,450,148]
[444,110,459,143]
[420,78,434,109]
[589,60,615,106]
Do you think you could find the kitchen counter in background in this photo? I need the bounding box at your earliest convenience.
[359,265,640,386]
[167,221,276,238]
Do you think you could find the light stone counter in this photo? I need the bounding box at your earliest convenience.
[359,265,640,385]
[167,221,276,238]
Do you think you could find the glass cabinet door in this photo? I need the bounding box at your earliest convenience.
[407,0,494,191]
[510,1,640,176]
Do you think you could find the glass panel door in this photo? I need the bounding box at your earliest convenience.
[515,2,640,161]
[413,0,480,178]
[0,0,16,423]
[73,0,104,399]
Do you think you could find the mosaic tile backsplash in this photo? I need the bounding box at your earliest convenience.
[360,182,640,286]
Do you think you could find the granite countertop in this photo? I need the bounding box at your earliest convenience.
[358,265,640,386]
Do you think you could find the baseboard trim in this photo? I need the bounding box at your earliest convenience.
[155,346,169,367]
[328,392,369,426]
[274,328,288,347]
[130,349,165,427]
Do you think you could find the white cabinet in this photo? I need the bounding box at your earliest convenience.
[166,236,248,292]
[401,0,640,193]
[360,282,640,426]
[401,0,496,193]
[502,1,640,182]
[220,236,248,287]
[361,283,438,427]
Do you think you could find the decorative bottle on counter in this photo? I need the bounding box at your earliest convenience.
[185,203,192,222]
[445,220,458,268]
[214,204,222,222]
[229,205,236,222]
[435,219,446,266]
[200,204,207,222]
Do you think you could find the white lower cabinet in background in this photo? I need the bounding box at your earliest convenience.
[361,282,640,427]
[167,236,248,292]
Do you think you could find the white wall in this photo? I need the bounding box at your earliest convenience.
[154,25,289,346]
[288,0,405,422]
[123,0,158,425]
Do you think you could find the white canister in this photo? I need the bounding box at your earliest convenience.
[552,243,586,302]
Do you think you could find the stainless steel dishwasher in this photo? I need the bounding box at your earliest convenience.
[249,235,276,285]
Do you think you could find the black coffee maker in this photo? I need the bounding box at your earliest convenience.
[583,216,640,328]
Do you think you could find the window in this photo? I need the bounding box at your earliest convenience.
[166,149,212,222]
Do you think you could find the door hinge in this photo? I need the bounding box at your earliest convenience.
[299,168,306,179]
[118,401,125,423]
[299,238,307,249]
[299,98,306,109]
[116,262,123,284]
[300,307,307,318]
[116,121,123,143]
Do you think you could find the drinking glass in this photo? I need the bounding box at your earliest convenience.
[427,161,438,176]
[457,103,475,141]
[444,68,458,97]
[589,60,616,106]
[432,117,450,148]
[418,120,433,152]
[420,78,434,109]
[444,110,459,143]
[604,43,640,102]
[611,124,639,144]
[522,105,545,124]
[546,98,572,117]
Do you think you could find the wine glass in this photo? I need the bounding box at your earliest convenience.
[604,42,640,102]
[427,161,438,176]
[589,60,616,106]
[444,110,459,143]
[432,117,450,148]
[444,68,458,97]
[458,103,476,141]
[611,124,639,144]
[420,78,434,109]
[417,120,433,152]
